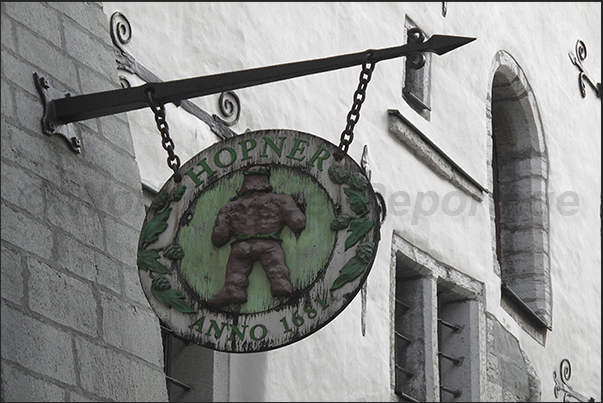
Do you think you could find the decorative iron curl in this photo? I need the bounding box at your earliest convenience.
[119,75,131,89]
[575,41,589,98]
[110,12,132,53]
[578,72,588,99]
[575,40,587,62]
[561,359,572,383]
[569,39,601,99]
[212,91,241,126]
[554,359,573,401]
[553,359,595,402]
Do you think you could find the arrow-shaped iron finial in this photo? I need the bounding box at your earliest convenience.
[423,34,477,56]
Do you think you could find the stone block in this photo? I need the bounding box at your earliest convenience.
[1,243,24,304]
[78,63,120,96]
[46,2,107,41]
[4,2,62,47]
[485,314,537,402]
[75,336,168,402]
[55,232,122,294]
[14,85,48,137]
[1,12,16,51]
[500,227,548,254]
[1,364,65,402]
[1,77,14,117]
[503,252,549,280]
[1,303,76,385]
[67,391,96,402]
[123,265,153,307]
[104,216,139,266]
[15,25,78,91]
[100,292,164,366]
[58,156,144,229]
[97,114,136,157]
[45,185,104,249]
[1,202,53,260]
[1,49,38,98]
[498,176,546,202]
[499,156,547,180]
[27,258,99,337]
[1,161,45,218]
[499,199,548,230]
[79,127,143,191]
[63,17,116,80]
[1,118,62,184]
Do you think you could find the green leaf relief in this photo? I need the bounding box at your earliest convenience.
[163,244,185,260]
[345,218,372,250]
[137,249,169,274]
[331,256,366,290]
[348,172,369,191]
[151,287,195,313]
[355,242,374,264]
[152,275,171,290]
[328,166,350,185]
[330,214,354,231]
[150,192,170,212]
[169,185,187,201]
[344,188,369,216]
[140,207,172,246]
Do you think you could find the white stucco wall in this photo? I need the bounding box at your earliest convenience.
[101,2,601,401]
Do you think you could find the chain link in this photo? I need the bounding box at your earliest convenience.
[146,90,182,182]
[335,52,376,160]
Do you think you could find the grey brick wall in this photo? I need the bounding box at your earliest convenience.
[1,2,168,401]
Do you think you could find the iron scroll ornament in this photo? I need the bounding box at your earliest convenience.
[136,129,382,353]
[553,359,595,402]
[568,40,601,99]
[109,11,241,138]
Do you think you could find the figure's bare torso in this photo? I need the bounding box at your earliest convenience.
[211,189,306,248]
[227,193,289,236]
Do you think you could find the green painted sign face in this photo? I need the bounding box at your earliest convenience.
[137,129,381,352]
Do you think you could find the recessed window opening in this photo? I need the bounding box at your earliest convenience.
[490,51,552,333]
[392,237,484,402]
[403,17,432,121]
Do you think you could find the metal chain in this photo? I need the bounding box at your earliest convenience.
[146,89,182,182]
[335,52,376,160]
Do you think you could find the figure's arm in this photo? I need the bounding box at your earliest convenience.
[280,195,306,235]
[211,205,232,247]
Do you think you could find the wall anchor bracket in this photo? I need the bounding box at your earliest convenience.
[34,73,82,153]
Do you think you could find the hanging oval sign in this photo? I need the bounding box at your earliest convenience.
[137,129,381,353]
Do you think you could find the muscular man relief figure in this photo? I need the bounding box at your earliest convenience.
[209,166,306,307]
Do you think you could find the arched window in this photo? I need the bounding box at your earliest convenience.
[488,51,552,334]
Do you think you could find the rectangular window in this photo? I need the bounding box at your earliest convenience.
[392,236,484,401]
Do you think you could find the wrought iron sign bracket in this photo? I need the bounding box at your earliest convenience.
[34,72,82,153]
[34,33,475,153]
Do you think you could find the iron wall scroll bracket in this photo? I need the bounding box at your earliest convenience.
[109,11,239,139]
[553,359,595,402]
[568,40,601,99]
[34,72,82,153]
